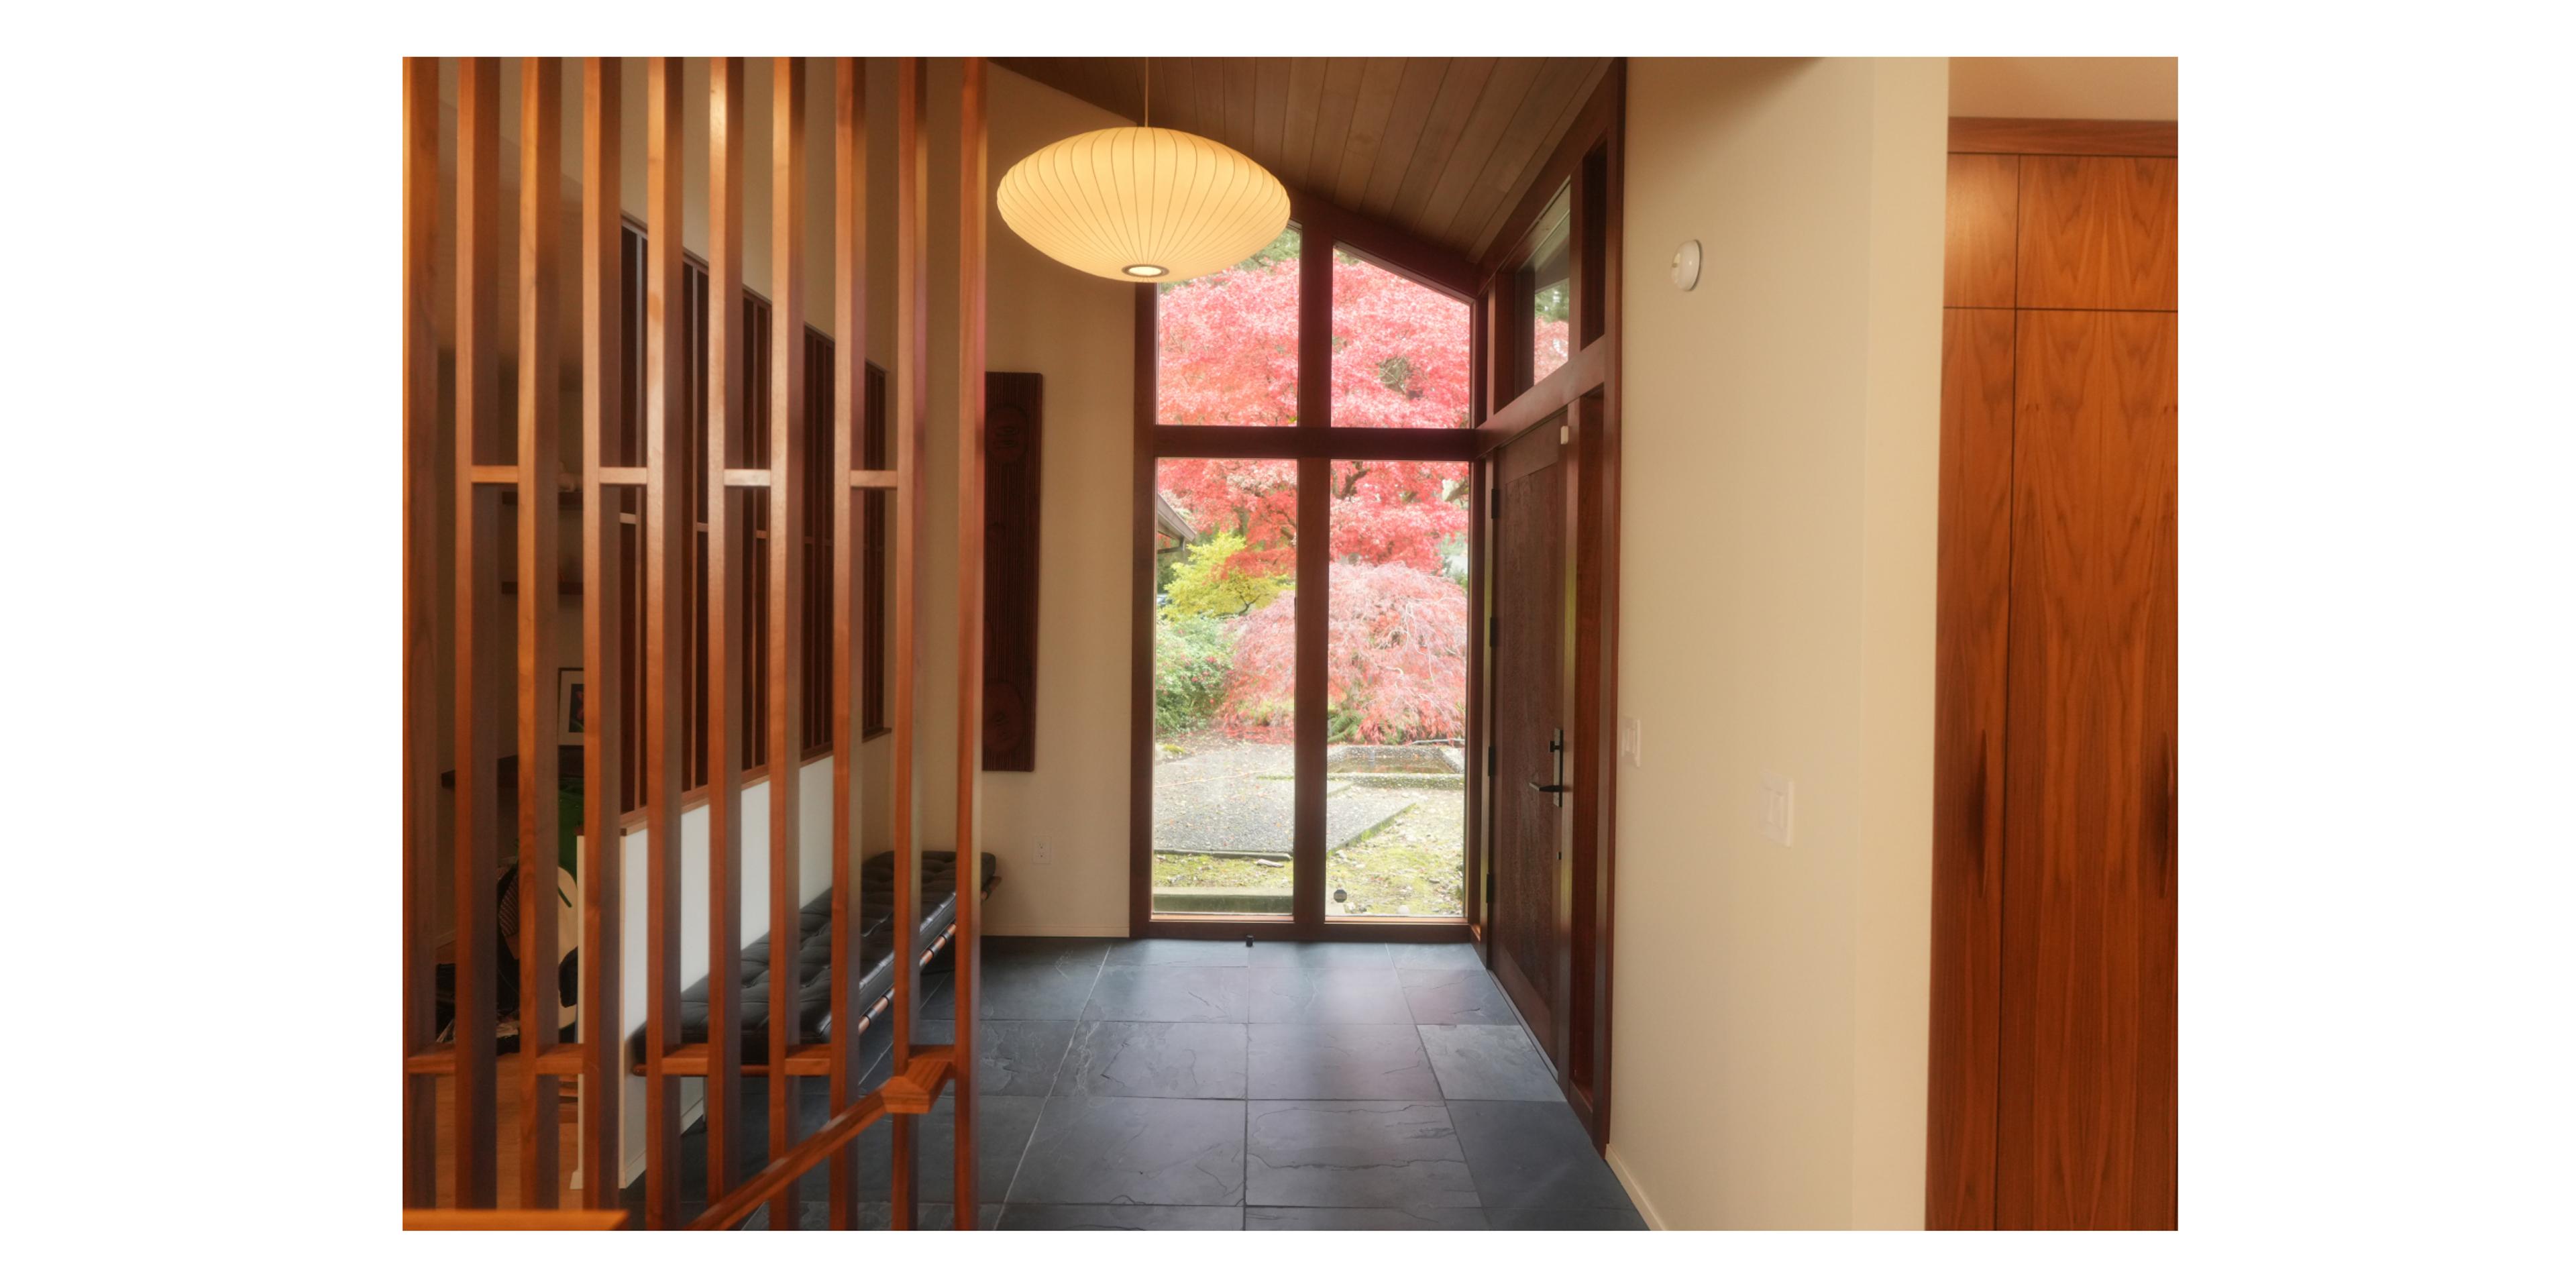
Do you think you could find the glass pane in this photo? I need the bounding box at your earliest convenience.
[1151,458,1300,916]
[1325,459,1471,919]
[1330,248,1472,429]
[1155,226,1301,426]
[1523,189,1572,388]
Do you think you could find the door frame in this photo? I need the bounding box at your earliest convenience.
[1468,61,1625,1150]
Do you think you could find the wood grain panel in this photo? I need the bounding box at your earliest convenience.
[1944,154,2019,309]
[2017,157,2177,311]
[1925,307,2015,1228]
[1996,309,2178,1230]
[1331,59,1409,212]
[981,372,1042,773]
[1415,58,1542,243]
[1279,58,1328,191]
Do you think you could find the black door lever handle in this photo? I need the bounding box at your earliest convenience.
[1529,782,1568,794]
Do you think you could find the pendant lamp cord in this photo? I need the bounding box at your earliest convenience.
[1142,57,1150,127]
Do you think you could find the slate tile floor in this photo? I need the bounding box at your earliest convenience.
[627,936,1644,1230]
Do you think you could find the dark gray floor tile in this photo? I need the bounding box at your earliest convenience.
[1243,1101,1479,1210]
[1246,1205,1490,1230]
[976,943,1106,1020]
[1448,1099,1635,1210]
[1399,967,1517,1025]
[1247,966,1413,1023]
[792,1201,998,1230]
[1248,941,1392,969]
[1106,937,1252,967]
[1248,1023,1442,1099]
[915,1018,1078,1095]
[998,1204,1245,1230]
[1083,963,1252,1022]
[987,936,1114,965]
[1009,1096,1247,1205]
[1419,1023,1562,1101]
[1058,1021,1248,1098]
[1387,942,1483,970]
[854,1094,1044,1203]
[1487,1207,1649,1230]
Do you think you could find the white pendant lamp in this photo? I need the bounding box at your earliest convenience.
[996,61,1289,284]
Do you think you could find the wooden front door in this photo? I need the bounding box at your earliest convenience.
[1488,417,1573,1067]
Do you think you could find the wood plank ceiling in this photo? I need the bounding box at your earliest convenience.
[994,57,1609,262]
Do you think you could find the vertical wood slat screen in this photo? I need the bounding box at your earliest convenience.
[402,55,981,1231]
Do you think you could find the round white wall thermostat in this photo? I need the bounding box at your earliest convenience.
[1671,239,1703,291]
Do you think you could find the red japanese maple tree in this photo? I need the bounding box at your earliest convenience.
[1155,249,1471,429]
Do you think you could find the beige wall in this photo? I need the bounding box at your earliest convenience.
[1610,57,1945,1229]
[1949,56,2176,119]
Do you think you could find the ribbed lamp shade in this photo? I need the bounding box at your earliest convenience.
[996,126,1290,284]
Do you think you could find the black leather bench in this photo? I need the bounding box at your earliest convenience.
[627,849,996,1071]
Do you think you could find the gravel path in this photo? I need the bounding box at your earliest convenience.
[1152,737,1411,854]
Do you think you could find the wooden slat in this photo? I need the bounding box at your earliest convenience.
[849,469,899,490]
[1332,58,1411,212]
[449,55,504,1212]
[950,56,989,1228]
[1278,58,1328,191]
[764,54,809,1232]
[1385,58,1493,227]
[639,55,688,1232]
[515,54,566,1211]
[826,55,869,1230]
[406,1208,631,1232]
[1305,58,1364,201]
[702,54,749,1208]
[1414,58,1542,241]
[575,54,626,1214]
[400,54,441,1211]
[887,56,931,1230]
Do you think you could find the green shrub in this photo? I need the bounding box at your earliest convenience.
[1155,613,1238,737]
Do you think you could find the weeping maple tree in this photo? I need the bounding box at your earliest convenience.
[1153,237,1477,745]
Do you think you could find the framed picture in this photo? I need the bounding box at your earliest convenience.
[557,667,585,744]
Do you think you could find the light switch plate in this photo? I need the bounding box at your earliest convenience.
[1619,717,1642,767]
[1759,773,1795,846]
[1034,842,1055,866]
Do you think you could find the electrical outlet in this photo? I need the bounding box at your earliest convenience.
[1619,717,1643,767]
[1033,842,1054,867]
[1759,773,1795,847]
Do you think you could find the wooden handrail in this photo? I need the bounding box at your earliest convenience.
[683,1079,902,1231]
[405,1208,630,1231]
